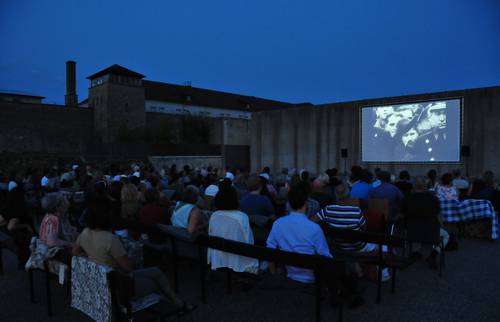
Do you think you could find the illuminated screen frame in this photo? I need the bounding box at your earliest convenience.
[359,97,464,164]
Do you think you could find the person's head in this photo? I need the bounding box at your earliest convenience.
[287,182,310,211]
[313,173,329,189]
[109,181,123,200]
[182,185,199,204]
[375,106,393,120]
[377,171,391,183]
[144,188,160,204]
[350,166,363,182]
[246,175,262,192]
[483,170,495,188]
[413,176,427,192]
[399,170,410,181]
[470,178,487,195]
[121,183,139,202]
[360,169,373,184]
[427,102,446,130]
[402,128,419,147]
[87,207,112,231]
[441,173,453,186]
[396,104,419,126]
[452,169,461,178]
[43,193,70,216]
[214,186,239,210]
[427,169,437,181]
[385,113,403,137]
[262,166,271,174]
[334,180,350,200]
[300,170,310,183]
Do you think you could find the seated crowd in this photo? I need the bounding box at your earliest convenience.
[1,161,499,312]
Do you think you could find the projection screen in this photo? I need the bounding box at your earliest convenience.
[361,98,461,162]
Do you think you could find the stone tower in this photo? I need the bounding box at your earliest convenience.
[87,64,146,143]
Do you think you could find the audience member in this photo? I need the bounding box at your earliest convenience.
[395,170,413,197]
[310,173,336,209]
[400,176,449,269]
[368,171,404,222]
[350,169,373,201]
[435,173,458,201]
[72,208,195,313]
[208,185,258,273]
[171,185,206,233]
[240,175,275,218]
[267,183,331,283]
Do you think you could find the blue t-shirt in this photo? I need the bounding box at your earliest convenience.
[240,194,275,217]
[350,181,373,200]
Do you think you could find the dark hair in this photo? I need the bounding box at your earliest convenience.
[483,170,495,187]
[287,182,310,211]
[145,188,160,204]
[300,170,310,183]
[399,170,410,181]
[262,166,270,174]
[377,171,391,183]
[182,185,199,204]
[470,179,487,195]
[86,205,112,230]
[361,169,373,184]
[427,169,437,179]
[350,166,363,182]
[214,186,239,210]
[441,173,453,186]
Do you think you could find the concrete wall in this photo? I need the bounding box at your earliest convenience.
[146,113,250,145]
[0,102,94,154]
[251,86,500,177]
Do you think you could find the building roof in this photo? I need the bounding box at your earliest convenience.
[87,64,145,80]
[0,90,45,99]
[142,80,294,112]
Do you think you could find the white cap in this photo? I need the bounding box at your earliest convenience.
[132,171,141,178]
[259,173,270,181]
[8,181,17,191]
[225,172,235,181]
[72,164,79,170]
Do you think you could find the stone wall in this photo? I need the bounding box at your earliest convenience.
[0,102,94,154]
[251,86,500,177]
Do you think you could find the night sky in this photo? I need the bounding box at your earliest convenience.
[1,0,499,105]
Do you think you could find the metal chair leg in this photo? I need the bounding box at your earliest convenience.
[391,268,396,294]
[376,265,382,304]
[315,282,321,322]
[0,247,4,275]
[226,269,232,294]
[29,269,36,303]
[45,270,53,316]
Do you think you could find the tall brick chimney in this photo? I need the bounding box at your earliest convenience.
[65,60,78,107]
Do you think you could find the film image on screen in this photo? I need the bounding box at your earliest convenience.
[361,98,461,162]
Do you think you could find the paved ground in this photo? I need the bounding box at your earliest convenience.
[1,238,500,322]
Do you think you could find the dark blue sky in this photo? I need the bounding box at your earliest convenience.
[1,0,499,105]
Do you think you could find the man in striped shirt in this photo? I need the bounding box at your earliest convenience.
[316,204,370,252]
[315,203,385,255]
[315,202,390,281]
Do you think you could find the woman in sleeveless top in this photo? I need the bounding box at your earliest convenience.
[171,185,206,233]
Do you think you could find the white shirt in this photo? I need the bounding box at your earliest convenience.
[208,210,259,273]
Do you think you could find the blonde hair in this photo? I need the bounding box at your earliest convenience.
[121,183,139,202]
